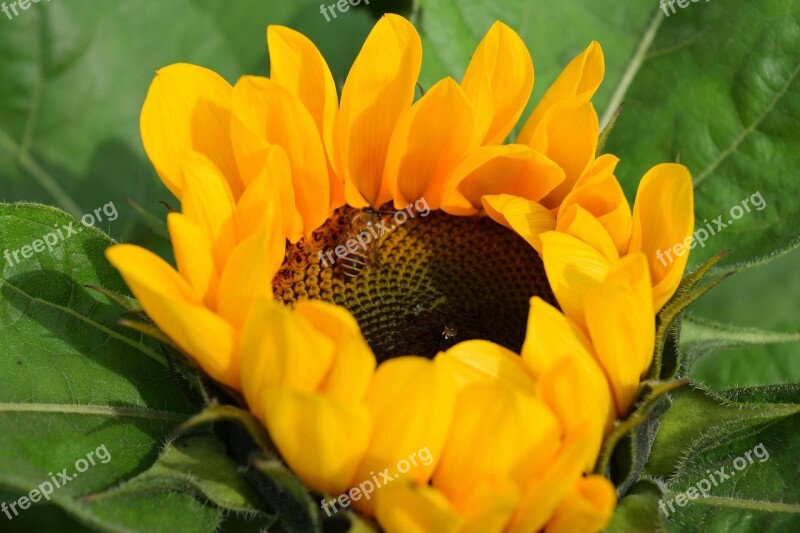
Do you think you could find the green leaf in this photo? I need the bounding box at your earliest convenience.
[416,0,656,130]
[249,458,322,533]
[645,385,800,480]
[88,433,273,519]
[661,413,800,530]
[0,203,223,531]
[688,248,800,389]
[0,0,372,242]
[643,384,800,530]
[603,0,800,270]
[608,479,668,533]
[681,314,800,367]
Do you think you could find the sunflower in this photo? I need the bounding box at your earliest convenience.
[106,13,694,532]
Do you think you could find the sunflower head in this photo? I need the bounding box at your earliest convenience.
[107,13,694,532]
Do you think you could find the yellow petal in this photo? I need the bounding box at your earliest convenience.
[239,298,335,420]
[508,428,594,533]
[557,204,619,262]
[628,163,694,310]
[437,339,537,396]
[585,253,655,415]
[433,382,560,501]
[263,389,371,495]
[267,25,337,162]
[454,477,521,533]
[518,41,604,143]
[267,25,344,209]
[441,145,564,216]
[166,213,218,308]
[179,152,238,271]
[384,77,476,210]
[521,297,595,377]
[140,63,242,199]
[526,100,599,209]
[334,14,422,207]
[559,154,631,255]
[461,21,534,145]
[375,480,462,532]
[294,301,377,403]
[216,220,285,330]
[482,194,556,253]
[545,475,616,533]
[235,145,300,242]
[521,298,613,463]
[540,231,612,329]
[105,244,238,388]
[230,76,330,237]
[376,478,518,533]
[353,357,457,514]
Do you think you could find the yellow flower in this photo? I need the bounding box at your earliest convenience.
[106,13,696,532]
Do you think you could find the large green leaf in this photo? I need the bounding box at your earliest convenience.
[0,0,372,243]
[603,0,800,270]
[645,386,800,480]
[0,203,230,531]
[630,385,800,531]
[660,410,800,530]
[687,248,800,389]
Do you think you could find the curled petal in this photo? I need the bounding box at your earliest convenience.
[628,163,695,310]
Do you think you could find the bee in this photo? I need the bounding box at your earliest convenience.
[440,325,459,351]
[337,207,386,280]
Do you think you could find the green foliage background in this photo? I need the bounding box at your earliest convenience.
[0,0,798,531]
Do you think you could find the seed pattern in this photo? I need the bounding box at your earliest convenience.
[273,209,556,361]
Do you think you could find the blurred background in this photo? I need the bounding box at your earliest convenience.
[0,0,798,511]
